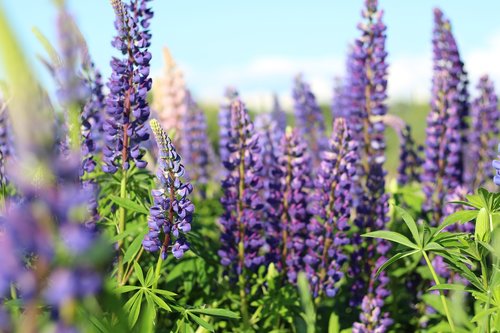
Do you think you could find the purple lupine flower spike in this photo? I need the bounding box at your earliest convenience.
[218,87,239,163]
[103,0,153,173]
[180,90,214,188]
[464,75,499,188]
[422,8,469,223]
[0,99,13,187]
[331,76,349,119]
[345,1,392,330]
[292,74,327,165]
[305,118,358,298]
[270,94,287,132]
[218,99,265,276]
[143,119,194,260]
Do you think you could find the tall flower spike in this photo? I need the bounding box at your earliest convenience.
[180,90,215,188]
[271,94,287,132]
[217,99,265,276]
[218,87,239,163]
[305,118,358,298]
[0,99,13,187]
[152,47,187,142]
[103,0,153,173]
[422,8,469,223]
[143,119,194,259]
[254,113,284,265]
[331,76,349,119]
[265,128,312,282]
[292,74,327,165]
[465,75,499,188]
[345,2,392,330]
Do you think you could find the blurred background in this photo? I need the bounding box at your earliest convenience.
[2,0,500,173]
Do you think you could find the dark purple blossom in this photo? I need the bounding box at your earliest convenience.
[217,99,265,276]
[306,118,358,298]
[263,127,311,281]
[422,8,469,223]
[142,119,194,260]
[103,0,154,173]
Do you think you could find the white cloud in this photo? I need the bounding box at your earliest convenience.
[172,30,500,110]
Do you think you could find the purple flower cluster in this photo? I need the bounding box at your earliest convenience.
[263,127,311,280]
[103,0,154,173]
[0,101,12,186]
[218,99,265,276]
[143,119,194,259]
[345,1,392,330]
[292,74,327,164]
[218,87,239,163]
[180,91,213,186]
[306,118,358,298]
[422,8,469,223]
[464,75,499,188]
[271,94,287,133]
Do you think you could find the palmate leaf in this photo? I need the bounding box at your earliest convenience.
[123,232,146,264]
[363,230,418,249]
[328,313,340,333]
[428,283,466,292]
[475,207,490,243]
[395,206,421,246]
[434,210,478,237]
[187,312,214,332]
[134,262,145,286]
[375,250,420,278]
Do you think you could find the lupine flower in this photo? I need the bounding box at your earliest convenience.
[255,112,283,193]
[306,118,358,298]
[292,74,327,164]
[0,100,13,186]
[217,99,265,276]
[270,128,312,283]
[331,76,348,119]
[179,90,215,188]
[346,2,392,330]
[142,119,194,259]
[218,87,239,163]
[270,94,287,132]
[423,8,469,223]
[383,114,422,186]
[464,75,499,188]
[152,47,187,141]
[103,0,153,173]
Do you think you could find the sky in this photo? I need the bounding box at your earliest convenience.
[2,0,500,110]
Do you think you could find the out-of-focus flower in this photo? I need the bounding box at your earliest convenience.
[292,74,327,165]
[464,75,498,188]
[271,94,287,132]
[143,119,194,259]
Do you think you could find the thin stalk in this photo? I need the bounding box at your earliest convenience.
[121,247,144,286]
[423,251,455,332]
[480,257,491,333]
[117,168,128,282]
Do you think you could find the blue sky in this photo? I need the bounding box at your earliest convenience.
[2,0,500,108]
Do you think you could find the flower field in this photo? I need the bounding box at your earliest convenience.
[0,0,499,332]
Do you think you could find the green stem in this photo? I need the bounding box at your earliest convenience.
[480,254,491,333]
[117,169,128,282]
[423,251,455,332]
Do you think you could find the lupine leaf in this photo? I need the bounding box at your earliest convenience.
[134,262,145,286]
[128,291,143,327]
[189,308,240,319]
[428,283,466,292]
[116,285,141,294]
[375,250,419,278]
[363,231,418,249]
[395,205,421,246]
[434,210,478,236]
[110,195,149,215]
[187,313,214,332]
[123,232,146,264]
[148,291,172,312]
[328,313,340,333]
[475,207,490,243]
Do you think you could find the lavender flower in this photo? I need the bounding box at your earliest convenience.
[103,0,153,173]
[217,99,265,276]
[465,75,499,189]
[306,118,358,298]
[292,74,327,164]
[423,8,469,223]
[143,119,194,259]
[179,91,215,188]
[270,94,287,132]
